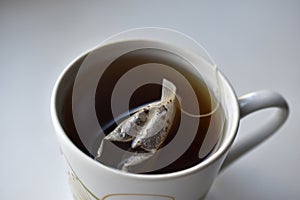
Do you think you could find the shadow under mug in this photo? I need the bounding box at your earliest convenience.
[51,28,289,200]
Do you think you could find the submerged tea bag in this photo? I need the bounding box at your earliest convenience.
[95,79,177,172]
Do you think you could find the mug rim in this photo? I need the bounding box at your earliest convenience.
[50,40,240,180]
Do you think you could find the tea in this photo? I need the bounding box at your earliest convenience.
[57,47,225,174]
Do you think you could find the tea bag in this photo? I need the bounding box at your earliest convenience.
[95,79,177,172]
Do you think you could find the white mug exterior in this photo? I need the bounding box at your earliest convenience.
[51,31,288,200]
[52,69,237,200]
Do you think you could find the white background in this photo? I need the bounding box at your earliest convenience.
[1,1,299,199]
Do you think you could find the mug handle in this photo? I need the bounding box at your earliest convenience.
[220,90,289,171]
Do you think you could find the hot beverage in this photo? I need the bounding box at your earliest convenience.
[57,47,225,174]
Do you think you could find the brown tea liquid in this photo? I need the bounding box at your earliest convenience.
[58,48,225,174]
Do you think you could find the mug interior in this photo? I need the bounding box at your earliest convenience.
[52,41,240,177]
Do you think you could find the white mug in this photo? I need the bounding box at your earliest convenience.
[51,28,289,200]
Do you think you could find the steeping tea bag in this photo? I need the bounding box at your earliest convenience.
[95,79,177,172]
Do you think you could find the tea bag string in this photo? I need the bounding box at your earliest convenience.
[177,67,221,118]
[176,95,220,118]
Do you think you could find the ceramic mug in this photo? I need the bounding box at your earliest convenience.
[51,28,289,200]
